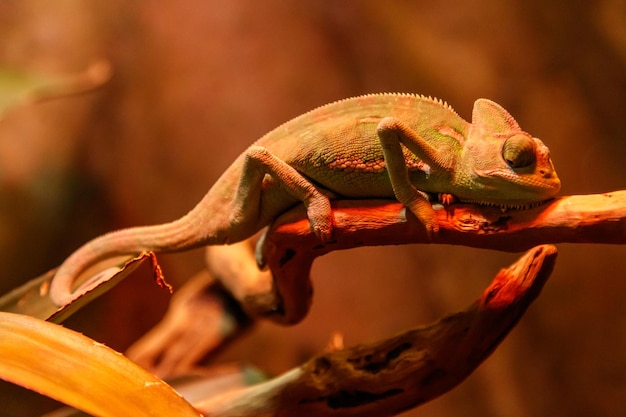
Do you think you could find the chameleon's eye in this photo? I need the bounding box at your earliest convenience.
[502,134,536,169]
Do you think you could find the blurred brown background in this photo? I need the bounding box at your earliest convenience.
[1,1,625,416]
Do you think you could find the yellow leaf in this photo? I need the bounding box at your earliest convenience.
[0,312,201,417]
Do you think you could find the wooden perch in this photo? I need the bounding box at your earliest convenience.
[194,244,557,416]
[255,191,626,324]
[125,270,252,378]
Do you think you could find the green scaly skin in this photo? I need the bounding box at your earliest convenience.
[50,93,560,306]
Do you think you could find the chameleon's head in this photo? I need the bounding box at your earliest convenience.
[455,99,561,207]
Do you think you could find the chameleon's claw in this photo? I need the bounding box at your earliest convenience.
[422,217,439,239]
[305,196,335,243]
[438,193,457,205]
[308,212,335,243]
[405,198,439,238]
[311,222,334,243]
[418,214,439,239]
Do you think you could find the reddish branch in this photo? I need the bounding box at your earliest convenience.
[119,191,622,415]
[195,245,557,416]
[257,191,626,324]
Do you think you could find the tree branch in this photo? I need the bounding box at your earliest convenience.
[257,191,626,324]
[194,245,557,416]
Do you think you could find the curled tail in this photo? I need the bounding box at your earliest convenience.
[49,214,214,307]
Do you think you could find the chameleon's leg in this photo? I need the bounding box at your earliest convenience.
[236,146,334,242]
[376,117,440,235]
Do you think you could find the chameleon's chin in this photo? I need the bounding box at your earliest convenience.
[459,197,555,211]
[455,178,561,210]
[463,168,561,209]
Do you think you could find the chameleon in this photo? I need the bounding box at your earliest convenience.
[49,93,561,306]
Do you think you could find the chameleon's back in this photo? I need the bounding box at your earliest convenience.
[254,93,468,198]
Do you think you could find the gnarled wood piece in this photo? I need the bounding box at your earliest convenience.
[258,191,626,323]
[195,245,557,416]
[125,270,252,378]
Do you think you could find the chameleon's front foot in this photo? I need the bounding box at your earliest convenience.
[404,194,439,237]
[376,117,441,237]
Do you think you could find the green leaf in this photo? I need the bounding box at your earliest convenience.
[0,60,112,119]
